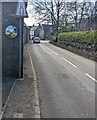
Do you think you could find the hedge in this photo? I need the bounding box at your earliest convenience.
[58,30,97,44]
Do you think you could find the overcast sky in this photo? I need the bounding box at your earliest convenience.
[24,0,96,26]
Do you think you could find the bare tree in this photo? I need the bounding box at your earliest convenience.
[65,1,79,31]
[78,1,86,30]
[64,0,96,31]
[28,0,96,32]
[82,1,95,30]
[29,0,65,32]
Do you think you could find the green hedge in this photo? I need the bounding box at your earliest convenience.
[58,30,97,44]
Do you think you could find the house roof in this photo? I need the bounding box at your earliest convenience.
[41,24,53,33]
[42,24,52,27]
[30,26,39,31]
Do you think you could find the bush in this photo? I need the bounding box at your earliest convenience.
[58,30,97,45]
[50,30,97,61]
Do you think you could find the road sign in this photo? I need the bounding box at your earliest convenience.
[15,0,28,18]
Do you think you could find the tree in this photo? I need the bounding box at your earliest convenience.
[29,0,65,33]
[28,0,96,32]
[64,0,96,31]
[81,1,95,30]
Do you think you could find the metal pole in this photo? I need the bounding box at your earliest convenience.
[11,39,13,75]
[19,18,23,78]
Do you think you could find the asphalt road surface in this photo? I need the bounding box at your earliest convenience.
[29,40,95,118]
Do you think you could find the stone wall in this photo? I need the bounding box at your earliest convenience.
[2,2,29,77]
[2,2,20,77]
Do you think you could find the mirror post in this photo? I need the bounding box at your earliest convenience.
[19,18,23,78]
[15,0,28,78]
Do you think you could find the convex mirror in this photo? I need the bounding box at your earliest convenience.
[5,25,18,38]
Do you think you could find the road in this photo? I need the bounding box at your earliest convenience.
[29,40,95,118]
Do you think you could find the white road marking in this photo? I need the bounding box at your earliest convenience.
[40,44,45,50]
[42,44,45,47]
[28,48,41,118]
[85,73,97,82]
[45,47,50,50]
[61,57,77,68]
[13,113,23,118]
[50,50,58,55]
[40,44,58,55]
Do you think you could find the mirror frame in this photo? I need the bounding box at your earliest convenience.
[5,25,18,39]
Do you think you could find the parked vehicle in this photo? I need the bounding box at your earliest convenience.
[33,37,40,43]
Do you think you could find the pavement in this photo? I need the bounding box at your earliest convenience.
[2,43,35,118]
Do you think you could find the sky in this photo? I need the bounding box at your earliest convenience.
[24,0,96,26]
[24,17,36,26]
[24,1,37,26]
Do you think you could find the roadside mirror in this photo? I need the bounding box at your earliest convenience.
[5,25,18,39]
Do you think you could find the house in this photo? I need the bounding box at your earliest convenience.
[30,26,38,39]
[34,26,40,37]
[39,24,53,40]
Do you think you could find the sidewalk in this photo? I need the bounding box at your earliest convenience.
[2,43,35,118]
